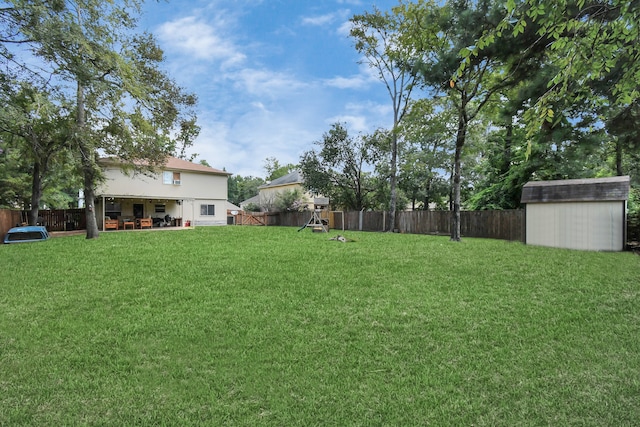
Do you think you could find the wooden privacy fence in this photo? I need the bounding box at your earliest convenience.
[0,209,23,239]
[0,208,86,238]
[35,208,86,232]
[275,209,526,242]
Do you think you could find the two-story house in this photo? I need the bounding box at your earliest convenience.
[96,156,230,230]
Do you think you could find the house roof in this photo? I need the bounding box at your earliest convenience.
[165,157,230,175]
[258,170,303,189]
[521,176,630,203]
[100,156,230,176]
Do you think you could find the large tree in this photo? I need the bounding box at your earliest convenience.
[397,98,455,210]
[401,0,550,240]
[350,5,433,229]
[0,82,75,224]
[299,123,380,211]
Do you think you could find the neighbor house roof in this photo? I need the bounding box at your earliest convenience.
[226,201,241,211]
[521,176,630,204]
[258,170,303,189]
[239,194,260,206]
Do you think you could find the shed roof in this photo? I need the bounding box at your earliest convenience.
[521,176,630,204]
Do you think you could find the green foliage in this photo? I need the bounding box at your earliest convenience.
[264,157,297,181]
[628,187,640,216]
[400,0,529,238]
[0,143,31,208]
[243,202,261,212]
[627,187,640,241]
[461,0,640,133]
[0,227,639,425]
[0,82,79,214]
[300,123,380,211]
[397,99,455,210]
[227,175,266,206]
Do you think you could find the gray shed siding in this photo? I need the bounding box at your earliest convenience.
[526,201,625,251]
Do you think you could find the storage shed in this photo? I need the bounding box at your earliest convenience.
[521,176,630,251]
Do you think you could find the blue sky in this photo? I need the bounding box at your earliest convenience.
[139,0,400,178]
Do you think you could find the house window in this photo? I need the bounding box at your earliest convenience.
[155,204,165,213]
[163,171,181,185]
[200,204,215,216]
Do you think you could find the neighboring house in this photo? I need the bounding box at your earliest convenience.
[240,170,321,212]
[96,156,231,230]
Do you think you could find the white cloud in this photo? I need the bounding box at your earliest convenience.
[337,19,354,37]
[231,68,310,98]
[324,75,369,89]
[326,114,369,132]
[301,13,337,26]
[156,16,246,67]
[301,9,351,28]
[326,100,393,133]
[324,63,380,89]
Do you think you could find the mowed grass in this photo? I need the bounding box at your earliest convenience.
[1,226,639,426]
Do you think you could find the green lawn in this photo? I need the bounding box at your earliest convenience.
[1,226,639,426]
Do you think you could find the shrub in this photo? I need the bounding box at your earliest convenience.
[244,202,261,212]
[275,189,308,212]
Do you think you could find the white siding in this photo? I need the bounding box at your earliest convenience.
[101,167,227,200]
[526,201,625,251]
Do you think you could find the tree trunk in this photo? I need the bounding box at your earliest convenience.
[502,120,513,175]
[82,169,100,238]
[28,160,43,226]
[76,82,100,239]
[616,138,623,176]
[388,132,398,232]
[423,177,432,211]
[450,111,466,242]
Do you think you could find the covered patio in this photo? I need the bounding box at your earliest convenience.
[97,196,187,231]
